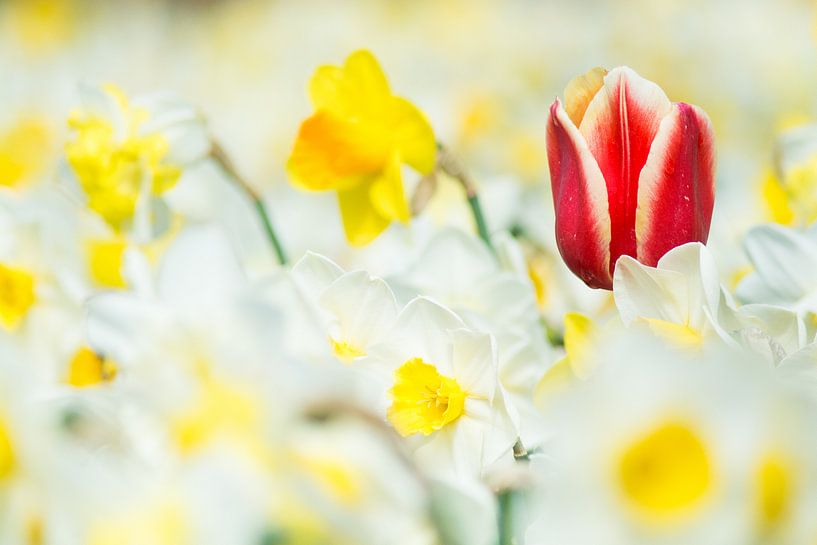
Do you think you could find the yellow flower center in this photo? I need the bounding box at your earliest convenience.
[65,85,181,232]
[66,347,118,388]
[329,337,366,363]
[387,358,466,436]
[296,454,362,506]
[756,454,793,531]
[86,238,128,288]
[0,418,15,481]
[88,501,187,545]
[642,318,703,349]
[762,156,817,226]
[0,263,36,331]
[618,421,711,519]
[171,378,262,456]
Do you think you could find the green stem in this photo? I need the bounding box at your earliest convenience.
[436,143,495,253]
[497,489,515,545]
[468,193,492,251]
[252,196,288,266]
[210,141,288,266]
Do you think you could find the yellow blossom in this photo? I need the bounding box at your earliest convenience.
[0,116,52,188]
[65,347,118,387]
[755,453,794,531]
[88,500,187,545]
[65,84,181,232]
[0,263,36,331]
[86,237,128,289]
[0,418,15,482]
[617,420,712,522]
[388,358,466,436]
[534,313,597,406]
[287,50,436,246]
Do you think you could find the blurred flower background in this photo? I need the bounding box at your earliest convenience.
[3,0,817,544]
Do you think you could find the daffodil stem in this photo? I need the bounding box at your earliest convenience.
[497,489,516,545]
[253,198,288,267]
[436,143,495,252]
[468,193,493,251]
[210,141,288,266]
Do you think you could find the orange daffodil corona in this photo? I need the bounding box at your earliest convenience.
[287,50,437,246]
[547,66,716,290]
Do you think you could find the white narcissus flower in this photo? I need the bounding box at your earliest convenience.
[290,252,400,366]
[526,332,817,545]
[738,223,817,315]
[391,228,554,446]
[277,415,440,545]
[372,297,518,478]
[613,242,806,362]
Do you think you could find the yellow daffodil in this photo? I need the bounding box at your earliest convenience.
[287,50,436,246]
[65,84,209,235]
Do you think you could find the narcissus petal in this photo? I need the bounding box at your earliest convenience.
[287,111,387,191]
[547,99,612,289]
[385,97,436,175]
[309,49,391,117]
[635,103,715,266]
[580,67,672,275]
[338,179,390,247]
[369,153,410,223]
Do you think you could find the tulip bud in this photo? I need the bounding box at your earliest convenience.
[546,67,715,290]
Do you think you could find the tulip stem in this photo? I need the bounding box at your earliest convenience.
[210,141,288,266]
[436,143,495,252]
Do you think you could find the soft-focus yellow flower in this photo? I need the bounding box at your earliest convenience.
[0,263,36,331]
[617,420,712,521]
[65,347,118,388]
[86,237,128,289]
[0,418,15,482]
[171,375,264,459]
[761,169,795,225]
[66,84,182,232]
[294,453,363,506]
[88,500,187,545]
[0,116,52,188]
[755,453,793,531]
[535,312,597,405]
[288,50,436,246]
[388,357,466,436]
[6,0,77,54]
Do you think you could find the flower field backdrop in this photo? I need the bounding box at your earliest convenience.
[3,0,817,544]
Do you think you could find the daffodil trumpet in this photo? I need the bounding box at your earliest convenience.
[210,140,288,266]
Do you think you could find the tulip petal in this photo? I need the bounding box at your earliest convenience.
[564,67,607,127]
[635,103,715,266]
[580,67,672,272]
[546,99,611,289]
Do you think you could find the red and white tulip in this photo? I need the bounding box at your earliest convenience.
[546,66,716,290]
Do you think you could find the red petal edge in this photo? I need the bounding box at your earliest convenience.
[547,99,612,289]
[635,102,716,266]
